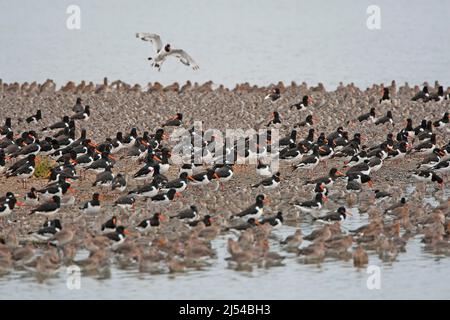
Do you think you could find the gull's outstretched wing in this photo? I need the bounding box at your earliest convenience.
[166,49,199,70]
[136,33,163,53]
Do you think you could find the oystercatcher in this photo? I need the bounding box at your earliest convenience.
[293,193,327,214]
[231,194,269,220]
[137,213,165,232]
[229,218,260,231]
[105,226,129,245]
[314,207,349,223]
[80,193,102,214]
[26,110,42,124]
[111,173,127,192]
[129,181,159,198]
[189,214,212,227]
[30,195,61,216]
[251,172,280,189]
[412,170,444,188]
[162,113,183,127]
[70,105,90,121]
[265,88,281,102]
[411,86,429,101]
[260,211,283,228]
[305,167,345,187]
[24,187,39,206]
[357,108,376,123]
[267,111,282,127]
[433,112,449,128]
[289,95,312,110]
[92,166,114,187]
[149,188,179,205]
[379,88,390,103]
[114,196,136,211]
[170,205,198,222]
[409,134,436,155]
[375,111,394,126]
[101,216,117,233]
[29,219,62,241]
[295,115,314,128]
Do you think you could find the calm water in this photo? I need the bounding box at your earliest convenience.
[0,186,449,299]
[0,0,450,88]
[1,1,450,299]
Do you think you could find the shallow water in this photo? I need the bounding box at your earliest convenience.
[1,0,450,88]
[1,186,448,299]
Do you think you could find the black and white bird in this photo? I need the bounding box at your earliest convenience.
[137,213,164,232]
[70,105,90,121]
[111,173,127,192]
[26,110,42,124]
[375,111,393,126]
[149,188,179,205]
[231,194,269,220]
[433,112,449,128]
[105,226,129,245]
[293,193,327,214]
[432,159,450,174]
[114,196,136,210]
[290,95,312,111]
[0,197,20,217]
[251,172,280,189]
[384,197,407,214]
[101,216,118,233]
[412,170,444,187]
[80,193,102,214]
[170,205,198,222]
[24,187,39,206]
[30,196,61,216]
[265,88,281,102]
[92,166,114,188]
[260,211,283,228]
[314,207,349,224]
[136,33,199,71]
[29,219,62,241]
[357,108,376,123]
[256,160,272,176]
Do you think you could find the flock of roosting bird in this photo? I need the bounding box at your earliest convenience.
[0,79,449,280]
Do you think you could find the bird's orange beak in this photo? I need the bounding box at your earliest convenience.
[213,173,220,180]
[16,201,25,207]
[263,197,271,204]
[368,180,374,188]
[336,171,345,177]
[159,214,166,222]
[153,155,161,162]
[187,176,196,182]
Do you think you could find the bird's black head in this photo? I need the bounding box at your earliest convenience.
[337,207,346,215]
[93,193,100,200]
[115,226,127,235]
[179,172,189,179]
[52,219,62,230]
[165,44,171,52]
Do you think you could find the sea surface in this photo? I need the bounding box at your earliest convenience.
[0,0,449,89]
